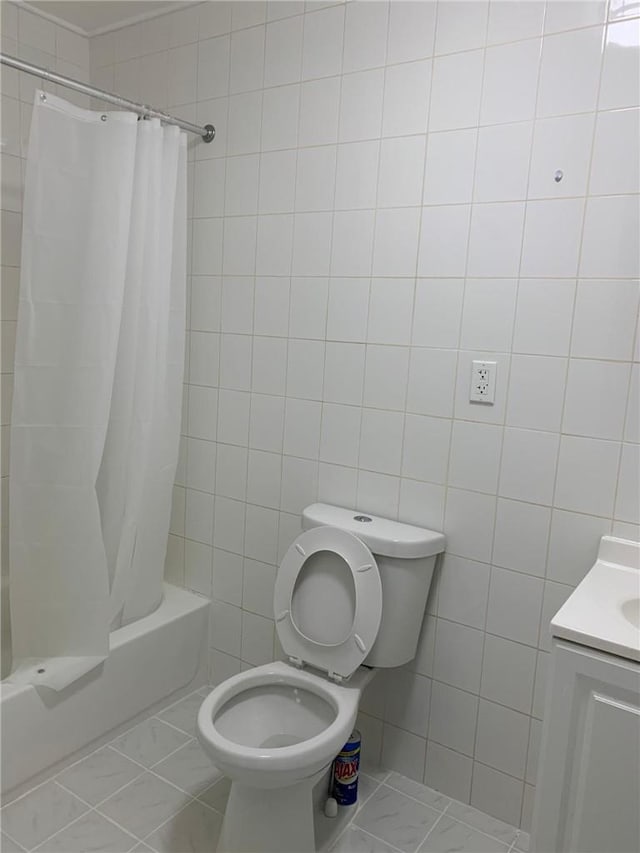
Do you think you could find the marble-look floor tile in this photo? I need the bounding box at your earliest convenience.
[514,830,530,852]
[33,811,137,853]
[158,692,205,738]
[110,720,190,768]
[331,825,400,853]
[56,747,143,806]
[354,786,441,853]
[97,773,190,840]
[144,800,223,853]
[130,844,155,852]
[197,778,231,814]
[418,816,509,852]
[386,773,451,812]
[1,831,26,852]
[153,740,223,796]
[0,782,89,850]
[357,772,382,805]
[446,802,519,846]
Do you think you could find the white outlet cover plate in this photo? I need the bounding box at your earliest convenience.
[470,360,496,404]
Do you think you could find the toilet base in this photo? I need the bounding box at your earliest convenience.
[218,776,318,853]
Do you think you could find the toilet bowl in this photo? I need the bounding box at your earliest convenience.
[197,504,446,852]
[197,660,368,789]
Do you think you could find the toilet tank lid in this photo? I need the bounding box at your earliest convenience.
[302,504,446,559]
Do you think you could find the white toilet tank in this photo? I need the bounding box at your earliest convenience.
[302,504,446,669]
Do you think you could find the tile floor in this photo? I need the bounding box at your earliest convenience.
[0,688,530,853]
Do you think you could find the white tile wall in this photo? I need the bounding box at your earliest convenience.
[1,0,637,835]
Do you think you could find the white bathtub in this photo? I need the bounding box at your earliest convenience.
[0,583,209,795]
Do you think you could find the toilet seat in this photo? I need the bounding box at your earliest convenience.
[274,527,382,681]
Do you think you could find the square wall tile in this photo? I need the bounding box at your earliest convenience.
[326,277,370,343]
[418,206,471,278]
[407,348,458,418]
[423,129,477,205]
[428,681,479,757]
[378,136,427,208]
[387,0,437,64]
[580,196,640,279]
[507,355,567,432]
[546,509,611,586]
[373,207,422,278]
[481,633,536,714]
[433,618,484,694]
[368,278,414,346]
[493,498,551,578]
[264,15,303,87]
[448,421,502,495]
[474,123,532,202]
[364,345,410,411]
[467,203,525,276]
[599,19,640,111]
[615,443,640,524]
[383,59,432,137]
[435,0,489,54]
[324,342,365,405]
[402,414,451,484]
[563,359,630,441]
[513,280,575,356]
[331,210,375,277]
[470,762,524,828]
[430,50,484,131]
[475,699,529,778]
[486,566,544,647]
[359,408,404,475]
[302,5,344,80]
[319,402,361,467]
[339,68,384,143]
[292,213,332,277]
[334,140,380,210]
[437,555,491,630]
[571,281,640,361]
[590,108,640,196]
[487,0,545,44]
[444,488,496,563]
[499,427,559,506]
[537,27,604,117]
[425,740,473,803]
[286,339,325,400]
[412,279,464,349]
[343,0,388,74]
[460,279,518,352]
[380,727,428,785]
[521,198,584,278]
[527,113,594,199]
[481,39,541,125]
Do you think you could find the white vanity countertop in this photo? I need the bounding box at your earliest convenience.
[551,536,640,663]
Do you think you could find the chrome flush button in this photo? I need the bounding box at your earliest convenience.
[353,515,372,522]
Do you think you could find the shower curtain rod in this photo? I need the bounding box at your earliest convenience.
[0,52,215,142]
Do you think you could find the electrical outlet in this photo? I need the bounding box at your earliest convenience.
[470,360,496,404]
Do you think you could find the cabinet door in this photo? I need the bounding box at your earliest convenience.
[532,640,640,853]
[568,691,640,853]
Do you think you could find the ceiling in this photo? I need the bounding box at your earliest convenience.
[27,1,180,34]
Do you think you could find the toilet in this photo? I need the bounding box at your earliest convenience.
[197,503,445,853]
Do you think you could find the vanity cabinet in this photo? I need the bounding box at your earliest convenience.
[531,639,640,853]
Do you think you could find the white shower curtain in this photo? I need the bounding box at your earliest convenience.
[9,91,187,691]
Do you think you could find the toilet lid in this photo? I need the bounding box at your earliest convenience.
[274,527,382,680]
